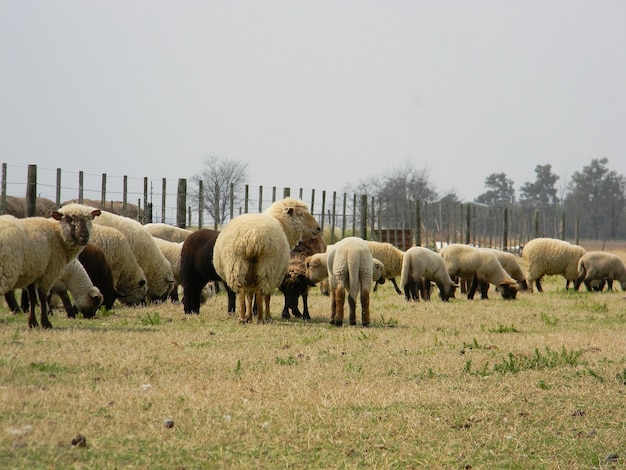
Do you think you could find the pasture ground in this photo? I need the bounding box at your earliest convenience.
[1,241,625,469]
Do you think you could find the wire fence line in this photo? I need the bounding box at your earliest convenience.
[2,163,575,252]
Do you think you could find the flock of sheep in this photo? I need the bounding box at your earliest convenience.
[1,197,625,329]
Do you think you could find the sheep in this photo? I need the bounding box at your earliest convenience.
[400,246,457,302]
[473,248,529,296]
[144,223,193,243]
[92,209,175,301]
[78,244,118,310]
[152,237,184,301]
[213,197,321,324]
[88,224,148,305]
[326,236,385,327]
[279,233,327,320]
[576,251,626,292]
[180,229,236,314]
[50,258,104,318]
[521,237,586,292]
[305,251,331,284]
[0,204,101,328]
[366,241,404,295]
[440,244,518,300]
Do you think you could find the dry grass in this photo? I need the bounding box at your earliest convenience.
[2,246,626,469]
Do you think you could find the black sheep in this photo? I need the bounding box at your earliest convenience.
[180,229,235,314]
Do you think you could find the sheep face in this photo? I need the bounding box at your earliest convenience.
[498,280,518,300]
[288,205,321,238]
[439,283,457,301]
[52,207,101,246]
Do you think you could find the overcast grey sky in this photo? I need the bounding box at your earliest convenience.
[1,0,625,202]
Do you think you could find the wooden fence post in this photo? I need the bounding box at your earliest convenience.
[55,168,61,209]
[330,191,336,243]
[26,164,37,217]
[161,178,167,223]
[341,192,347,239]
[465,203,471,244]
[258,186,263,213]
[101,173,106,209]
[360,194,368,239]
[0,163,6,215]
[415,200,421,246]
[78,171,84,204]
[244,184,249,214]
[197,180,204,228]
[143,177,149,224]
[213,180,219,230]
[321,190,326,233]
[123,176,128,217]
[176,178,186,229]
[559,212,565,240]
[503,207,509,251]
[283,187,290,198]
[229,183,234,220]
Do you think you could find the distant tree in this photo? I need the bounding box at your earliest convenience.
[438,190,462,205]
[519,164,560,208]
[565,158,626,239]
[189,156,248,226]
[475,173,515,206]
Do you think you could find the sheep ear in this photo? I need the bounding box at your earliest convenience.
[91,209,102,218]
[286,207,295,216]
[51,211,63,221]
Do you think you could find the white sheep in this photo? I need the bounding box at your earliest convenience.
[50,258,103,318]
[521,237,586,292]
[144,223,193,243]
[89,224,148,305]
[0,204,101,328]
[92,210,175,301]
[366,241,404,295]
[440,244,518,300]
[400,246,457,302]
[213,197,321,324]
[479,248,529,293]
[576,251,626,292]
[326,237,385,327]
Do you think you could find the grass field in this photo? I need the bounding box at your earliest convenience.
[1,242,626,469]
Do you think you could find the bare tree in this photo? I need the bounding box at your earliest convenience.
[189,156,248,226]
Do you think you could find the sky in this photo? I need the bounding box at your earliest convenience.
[1,0,625,203]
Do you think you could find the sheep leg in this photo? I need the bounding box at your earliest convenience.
[238,289,251,323]
[584,279,593,292]
[467,277,478,300]
[4,291,21,313]
[535,278,543,292]
[255,294,264,323]
[37,287,53,329]
[479,282,489,300]
[261,294,271,323]
[301,292,311,320]
[57,290,78,318]
[27,284,39,328]
[332,286,345,327]
[281,296,291,319]
[348,295,357,326]
[390,277,402,295]
[360,289,371,327]
[403,281,414,302]
[607,278,614,291]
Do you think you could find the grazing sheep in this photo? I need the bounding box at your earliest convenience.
[400,246,457,302]
[50,258,104,318]
[180,229,236,314]
[93,210,175,301]
[88,224,148,305]
[279,234,327,320]
[144,223,193,243]
[327,237,385,327]
[576,251,626,291]
[0,204,101,328]
[213,198,321,324]
[305,251,331,284]
[366,241,404,295]
[473,248,529,296]
[522,237,586,292]
[3,195,56,218]
[152,237,184,301]
[440,244,518,300]
[78,244,118,310]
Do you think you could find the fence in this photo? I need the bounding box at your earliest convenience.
[1,163,576,251]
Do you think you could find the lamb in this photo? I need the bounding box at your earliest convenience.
[180,229,235,314]
[522,237,586,292]
[0,204,101,328]
[305,251,331,284]
[440,244,518,300]
[366,241,404,295]
[78,244,118,310]
[88,224,148,305]
[326,236,385,327]
[473,248,529,296]
[400,246,457,302]
[279,233,327,320]
[213,197,321,324]
[144,223,193,243]
[50,258,104,318]
[576,251,626,292]
[92,209,175,301]
[152,237,184,301]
